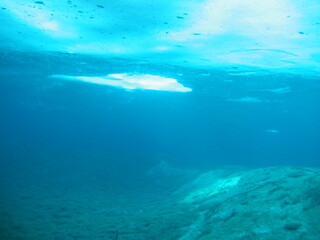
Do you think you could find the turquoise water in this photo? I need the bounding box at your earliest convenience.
[1,52,319,168]
[1,1,320,239]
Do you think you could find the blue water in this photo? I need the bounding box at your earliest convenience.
[1,1,320,239]
[1,52,319,170]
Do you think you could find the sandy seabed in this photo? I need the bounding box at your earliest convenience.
[1,165,319,240]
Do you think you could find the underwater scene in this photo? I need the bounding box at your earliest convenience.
[0,0,320,239]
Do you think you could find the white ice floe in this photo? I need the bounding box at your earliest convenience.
[265,129,279,133]
[227,96,267,103]
[264,87,291,93]
[50,73,192,92]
